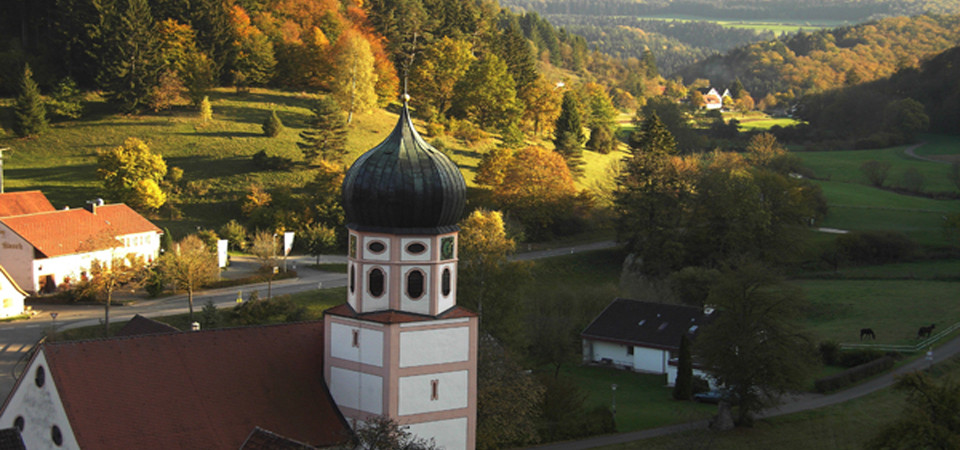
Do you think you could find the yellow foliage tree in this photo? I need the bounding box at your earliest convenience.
[333,29,378,123]
[96,138,168,211]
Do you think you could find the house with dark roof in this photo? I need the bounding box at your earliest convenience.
[0,192,162,293]
[581,298,714,386]
[0,322,353,449]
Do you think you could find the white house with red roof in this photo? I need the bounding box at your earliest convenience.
[0,191,162,293]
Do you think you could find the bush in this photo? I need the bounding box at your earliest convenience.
[836,231,916,264]
[251,150,293,171]
[814,355,895,393]
[819,340,841,366]
[143,266,166,298]
[691,375,710,395]
[230,295,307,325]
[900,168,925,193]
[201,300,220,329]
[837,349,886,368]
[860,160,893,187]
[262,110,283,137]
[450,118,484,143]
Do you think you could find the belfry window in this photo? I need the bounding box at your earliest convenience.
[407,270,424,299]
[442,269,451,296]
[369,268,385,297]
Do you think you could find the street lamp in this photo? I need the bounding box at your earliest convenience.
[611,383,618,421]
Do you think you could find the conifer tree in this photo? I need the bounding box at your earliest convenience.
[102,0,162,113]
[298,95,348,165]
[262,110,283,137]
[641,49,658,79]
[13,64,48,137]
[552,91,585,177]
[494,12,539,94]
[673,334,693,400]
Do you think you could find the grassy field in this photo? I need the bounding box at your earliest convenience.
[627,15,844,33]
[735,116,801,131]
[600,354,960,450]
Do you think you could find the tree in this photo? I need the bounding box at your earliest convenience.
[333,29,378,124]
[861,160,893,187]
[352,415,439,450]
[883,98,929,141]
[695,262,818,425]
[182,52,216,105]
[476,334,543,449]
[475,147,513,188]
[672,334,693,400]
[451,54,520,130]
[159,234,218,324]
[641,49,658,78]
[89,255,144,336]
[250,230,279,297]
[867,371,960,449]
[13,64,48,137]
[492,146,579,238]
[298,95,348,165]
[493,12,539,94]
[199,95,213,122]
[300,223,337,264]
[229,5,275,91]
[47,77,84,120]
[519,77,562,136]
[688,89,706,110]
[745,133,786,168]
[262,110,283,137]
[615,113,689,275]
[101,0,162,113]
[97,137,168,211]
[586,125,616,155]
[409,36,475,119]
[218,219,247,251]
[552,91,586,177]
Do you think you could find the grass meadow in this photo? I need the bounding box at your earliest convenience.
[626,15,844,34]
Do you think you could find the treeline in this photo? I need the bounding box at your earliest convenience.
[678,14,960,99]
[503,0,960,21]
[787,44,960,148]
[541,15,775,74]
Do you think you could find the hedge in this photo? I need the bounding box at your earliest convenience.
[814,355,896,393]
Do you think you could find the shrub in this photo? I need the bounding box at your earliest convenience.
[837,349,886,368]
[836,230,916,264]
[450,118,484,143]
[900,167,925,193]
[814,355,895,393]
[818,340,841,366]
[47,77,83,120]
[230,296,307,325]
[691,375,710,395]
[251,150,293,171]
[143,266,166,298]
[201,300,220,329]
[860,160,893,187]
[262,110,283,137]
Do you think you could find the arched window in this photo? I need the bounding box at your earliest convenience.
[349,265,355,294]
[407,270,424,299]
[369,268,385,297]
[442,269,451,296]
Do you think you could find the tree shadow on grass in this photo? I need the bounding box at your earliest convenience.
[212,105,312,129]
[183,130,264,138]
[5,164,100,207]
[166,155,258,179]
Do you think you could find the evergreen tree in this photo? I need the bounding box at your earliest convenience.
[552,91,585,177]
[451,54,520,130]
[102,0,162,113]
[730,78,745,99]
[298,95,348,165]
[641,49,658,79]
[585,124,615,154]
[262,110,283,137]
[47,77,84,120]
[13,64,48,137]
[494,12,539,94]
[673,334,693,400]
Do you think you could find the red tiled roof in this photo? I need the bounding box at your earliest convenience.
[0,204,161,258]
[0,191,55,217]
[42,321,352,449]
[325,303,477,324]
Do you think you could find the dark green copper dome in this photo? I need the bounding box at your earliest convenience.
[342,102,466,234]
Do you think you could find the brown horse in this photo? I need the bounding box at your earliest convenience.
[917,324,936,339]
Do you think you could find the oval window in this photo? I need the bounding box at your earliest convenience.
[52,425,63,446]
[406,243,426,254]
[407,271,424,299]
[368,241,386,253]
[349,265,356,294]
[35,365,45,388]
[442,268,451,296]
[369,268,385,297]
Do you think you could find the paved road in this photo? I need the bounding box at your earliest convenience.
[531,333,960,449]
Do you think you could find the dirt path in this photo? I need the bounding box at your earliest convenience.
[903,141,953,164]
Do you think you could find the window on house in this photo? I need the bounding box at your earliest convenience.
[627,347,634,356]
[13,416,23,432]
[431,379,439,401]
[35,365,45,388]
[51,425,63,446]
[352,329,359,348]
[369,268,384,297]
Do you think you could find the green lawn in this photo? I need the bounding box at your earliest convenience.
[627,15,843,33]
[735,117,801,131]
[796,138,960,193]
[806,259,960,280]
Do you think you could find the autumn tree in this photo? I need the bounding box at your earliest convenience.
[159,234,218,324]
[475,147,513,188]
[451,54,520,130]
[250,230,280,298]
[492,146,580,238]
[695,262,818,426]
[229,5,276,90]
[218,219,248,251]
[552,91,586,177]
[333,29,378,124]
[101,0,162,113]
[13,64,47,137]
[409,36,474,120]
[300,223,337,264]
[519,77,562,136]
[298,95,347,165]
[97,138,168,211]
[89,255,144,336]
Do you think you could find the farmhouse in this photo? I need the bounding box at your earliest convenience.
[0,192,162,294]
[581,298,714,385]
[0,100,478,449]
[699,87,731,110]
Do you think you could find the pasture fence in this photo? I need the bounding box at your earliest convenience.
[840,321,960,353]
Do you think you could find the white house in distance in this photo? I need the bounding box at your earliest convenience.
[699,87,732,110]
[581,298,714,386]
[0,265,27,319]
[0,191,162,294]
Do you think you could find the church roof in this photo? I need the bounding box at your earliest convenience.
[341,102,466,234]
[581,298,714,351]
[325,303,477,324]
[33,321,351,449]
[114,314,179,336]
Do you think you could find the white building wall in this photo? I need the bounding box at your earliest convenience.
[407,417,468,450]
[330,322,383,367]
[0,351,80,449]
[400,238,431,262]
[398,370,468,416]
[588,340,633,367]
[0,224,36,292]
[399,326,469,368]
[329,367,384,414]
[0,276,25,318]
[634,346,667,373]
[362,236,390,262]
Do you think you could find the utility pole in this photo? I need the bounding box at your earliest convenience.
[0,147,9,194]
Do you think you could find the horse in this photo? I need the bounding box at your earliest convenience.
[860,328,876,340]
[917,324,936,339]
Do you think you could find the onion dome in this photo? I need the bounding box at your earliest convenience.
[342,102,466,234]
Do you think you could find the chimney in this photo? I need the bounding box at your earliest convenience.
[84,200,97,214]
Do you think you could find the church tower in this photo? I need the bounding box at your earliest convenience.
[324,100,477,449]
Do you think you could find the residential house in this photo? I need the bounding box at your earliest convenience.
[699,88,731,110]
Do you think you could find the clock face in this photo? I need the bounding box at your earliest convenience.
[349,235,357,258]
[441,237,455,260]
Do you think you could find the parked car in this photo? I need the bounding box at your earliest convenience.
[693,389,736,404]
